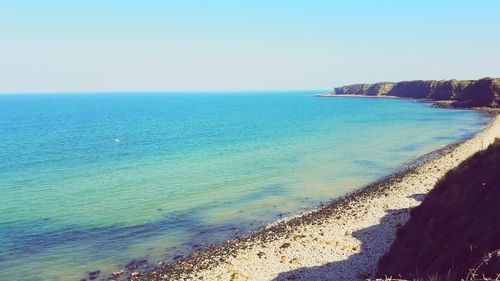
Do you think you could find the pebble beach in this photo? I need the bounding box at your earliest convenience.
[135,113,500,281]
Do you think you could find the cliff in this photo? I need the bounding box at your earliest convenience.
[333,77,500,108]
[377,139,500,280]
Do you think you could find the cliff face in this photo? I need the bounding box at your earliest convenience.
[333,77,500,108]
[334,82,396,96]
[378,140,500,280]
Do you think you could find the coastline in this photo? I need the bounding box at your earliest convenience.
[316,93,500,115]
[315,93,399,99]
[132,112,500,281]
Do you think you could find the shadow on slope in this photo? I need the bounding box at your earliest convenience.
[273,140,500,281]
[272,206,413,281]
[378,139,500,280]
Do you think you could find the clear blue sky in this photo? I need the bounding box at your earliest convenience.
[1,0,499,93]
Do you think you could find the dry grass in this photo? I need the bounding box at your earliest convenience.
[374,249,500,281]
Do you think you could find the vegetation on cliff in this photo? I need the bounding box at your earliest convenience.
[377,139,500,280]
[333,78,500,108]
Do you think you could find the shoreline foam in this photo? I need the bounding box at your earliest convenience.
[133,113,500,280]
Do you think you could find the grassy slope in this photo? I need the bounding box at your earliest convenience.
[378,140,500,280]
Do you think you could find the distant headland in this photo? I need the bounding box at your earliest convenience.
[320,77,500,108]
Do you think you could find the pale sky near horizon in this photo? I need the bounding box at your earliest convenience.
[1,0,499,93]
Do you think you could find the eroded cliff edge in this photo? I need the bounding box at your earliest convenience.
[331,77,500,108]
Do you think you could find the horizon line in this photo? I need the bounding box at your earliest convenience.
[0,89,330,95]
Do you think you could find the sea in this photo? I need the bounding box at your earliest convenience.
[0,91,489,280]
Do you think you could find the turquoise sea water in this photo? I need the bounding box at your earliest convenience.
[0,92,488,280]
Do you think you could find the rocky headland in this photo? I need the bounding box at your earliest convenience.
[326,77,500,108]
